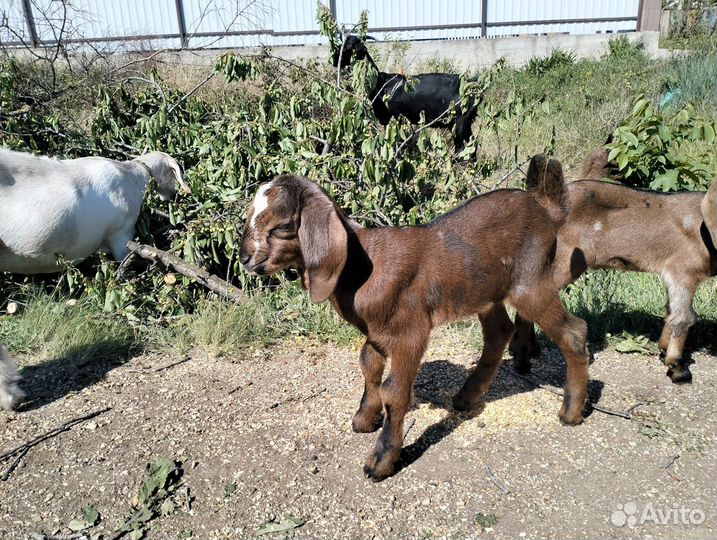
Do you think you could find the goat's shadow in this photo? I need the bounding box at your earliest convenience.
[16,339,141,412]
[574,308,717,357]
[394,353,605,475]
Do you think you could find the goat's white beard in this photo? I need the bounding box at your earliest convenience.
[0,345,25,411]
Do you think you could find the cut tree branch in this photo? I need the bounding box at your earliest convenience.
[126,241,246,303]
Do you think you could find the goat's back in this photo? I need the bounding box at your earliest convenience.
[0,149,144,273]
[376,73,463,124]
[561,180,712,276]
[350,189,559,327]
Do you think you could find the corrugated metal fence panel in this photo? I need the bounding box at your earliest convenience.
[0,0,29,45]
[488,0,639,36]
[186,0,325,49]
[1,0,641,50]
[30,0,181,48]
[336,0,483,41]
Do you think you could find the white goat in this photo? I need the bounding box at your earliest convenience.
[0,148,188,410]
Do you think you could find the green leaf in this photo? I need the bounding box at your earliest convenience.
[622,131,639,148]
[616,152,628,171]
[129,529,145,540]
[257,516,306,536]
[160,499,176,517]
[475,512,498,529]
[657,124,671,142]
[139,458,182,505]
[82,505,101,526]
[652,169,679,191]
[615,332,652,354]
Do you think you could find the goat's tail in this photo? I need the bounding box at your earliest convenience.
[526,154,567,208]
[0,344,24,411]
[702,176,717,248]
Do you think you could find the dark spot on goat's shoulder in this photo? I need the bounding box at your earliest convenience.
[427,283,444,308]
[451,285,467,307]
[644,199,651,208]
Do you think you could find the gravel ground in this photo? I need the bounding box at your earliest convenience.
[1,328,715,540]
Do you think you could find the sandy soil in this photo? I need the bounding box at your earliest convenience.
[1,328,715,540]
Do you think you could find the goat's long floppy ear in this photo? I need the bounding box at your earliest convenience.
[298,191,348,303]
[526,154,566,207]
[702,176,717,247]
[168,158,190,194]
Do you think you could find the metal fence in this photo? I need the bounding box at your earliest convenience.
[0,0,644,51]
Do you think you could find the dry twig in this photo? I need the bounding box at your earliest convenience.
[127,241,245,303]
[506,367,633,420]
[0,407,112,480]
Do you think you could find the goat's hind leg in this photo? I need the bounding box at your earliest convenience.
[511,285,589,425]
[352,341,387,433]
[508,314,541,374]
[453,303,515,411]
[0,344,25,411]
[662,275,698,383]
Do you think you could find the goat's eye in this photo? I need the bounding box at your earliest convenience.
[269,223,295,238]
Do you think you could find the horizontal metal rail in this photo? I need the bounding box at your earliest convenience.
[0,15,638,49]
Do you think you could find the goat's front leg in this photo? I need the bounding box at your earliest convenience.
[107,228,134,262]
[352,341,387,433]
[363,337,425,482]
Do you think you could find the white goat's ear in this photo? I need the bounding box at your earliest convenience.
[298,191,347,303]
[168,158,189,194]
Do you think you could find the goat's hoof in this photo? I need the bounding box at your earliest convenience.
[363,455,396,482]
[558,409,584,426]
[512,359,532,375]
[667,367,692,384]
[352,411,383,433]
[452,393,478,412]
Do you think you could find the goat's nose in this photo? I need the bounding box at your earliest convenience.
[239,248,251,266]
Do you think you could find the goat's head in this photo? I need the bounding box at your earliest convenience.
[135,151,190,200]
[239,175,348,303]
[332,34,370,68]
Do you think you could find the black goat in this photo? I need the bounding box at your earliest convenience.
[332,36,479,151]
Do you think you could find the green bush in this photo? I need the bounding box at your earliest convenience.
[606,95,716,190]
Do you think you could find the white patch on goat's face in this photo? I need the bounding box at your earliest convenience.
[593,221,603,232]
[250,182,273,250]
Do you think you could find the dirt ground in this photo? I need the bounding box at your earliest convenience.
[1,328,715,540]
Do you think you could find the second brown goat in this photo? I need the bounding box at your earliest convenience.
[239,162,589,481]
[512,156,717,383]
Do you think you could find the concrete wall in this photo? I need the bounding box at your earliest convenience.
[165,30,663,73]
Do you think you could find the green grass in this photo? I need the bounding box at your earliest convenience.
[0,288,141,365]
[478,38,664,176]
[561,271,717,351]
[0,282,360,361]
[3,272,714,363]
[662,41,717,112]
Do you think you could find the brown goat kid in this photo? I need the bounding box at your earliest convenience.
[239,168,589,481]
[512,159,717,383]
